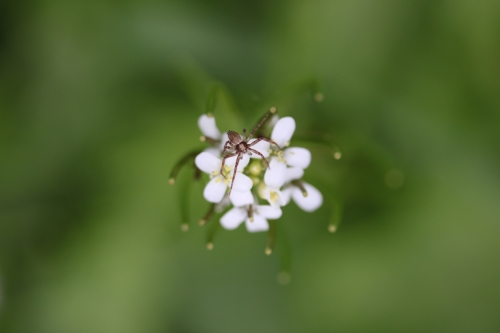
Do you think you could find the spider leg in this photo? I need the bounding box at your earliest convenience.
[248,137,281,150]
[220,152,238,178]
[247,111,272,140]
[248,148,270,169]
[221,141,232,157]
[228,152,242,196]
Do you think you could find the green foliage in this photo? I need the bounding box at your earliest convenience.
[1,1,500,332]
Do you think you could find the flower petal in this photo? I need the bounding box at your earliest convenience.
[271,117,296,147]
[225,154,250,170]
[264,157,287,188]
[219,133,229,151]
[203,177,227,203]
[220,207,246,230]
[256,205,282,219]
[248,139,270,159]
[285,167,304,183]
[231,173,253,192]
[292,183,323,212]
[245,214,269,232]
[203,147,221,157]
[230,190,254,207]
[284,147,311,169]
[195,152,221,174]
[280,187,293,206]
[198,114,221,139]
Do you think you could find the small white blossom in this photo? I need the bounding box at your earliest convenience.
[281,182,323,212]
[198,114,221,140]
[220,201,282,232]
[195,152,253,205]
[262,117,312,189]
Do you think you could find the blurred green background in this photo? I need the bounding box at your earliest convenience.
[1,0,500,332]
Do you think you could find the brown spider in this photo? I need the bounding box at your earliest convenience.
[220,110,281,195]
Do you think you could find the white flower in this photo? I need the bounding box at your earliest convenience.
[198,114,221,140]
[195,152,253,205]
[220,202,282,232]
[262,117,312,188]
[281,182,323,212]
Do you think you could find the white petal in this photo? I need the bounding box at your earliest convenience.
[264,157,287,188]
[248,139,270,159]
[198,114,221,139]
[219,133,229,151]
[284,147,311,169]
[203,147,221,157]
[271,117,296,147]
[280,187,293,206]
[203,177,227,203]
[292,183,323,212]
[285,167,304,183]
[245,214,269,232]
[256,205,282,219]
[231,173,253,192]
[230,190,254,207]
[220,207,246,230]
[195,152,221,174]
[225,154,250,170]
[263,187,284,207]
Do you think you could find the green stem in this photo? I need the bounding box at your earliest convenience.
[169,150,202,185]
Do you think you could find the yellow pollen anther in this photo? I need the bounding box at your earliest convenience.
[168,178,175,185]
[270,191,279,203]
[265,248,272,255]
[334,152,342,160]
[180,224,189,232]
[200,136,206,142]
[270,106,277,113]
[206,242,214,250]
[198,219,206,226]
[302,191,308,197]
[328,225,337,233]
[249,217,254,222]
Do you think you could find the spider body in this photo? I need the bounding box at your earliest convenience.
[221,112,281,195]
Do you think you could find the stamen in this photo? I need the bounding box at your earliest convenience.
[265,247,272,255]
[270,106,277,114]
[270,191,279,204]
[181,223,189,232]
[168,178,175,185]
[206,242,214,250]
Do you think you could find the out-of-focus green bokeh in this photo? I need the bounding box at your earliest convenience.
[1,1,500,332]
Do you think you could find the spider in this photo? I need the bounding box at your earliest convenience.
[221,110,281,195]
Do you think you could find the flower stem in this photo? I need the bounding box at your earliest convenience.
[292,134,342,160]
[206,219,221,250]
[275,222,292,285]
[328,196,343,233]
[169,150,202,185]
[265,220,277,255]
[199,203,215,226]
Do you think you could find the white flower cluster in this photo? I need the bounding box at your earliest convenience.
[194,113,323,233]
